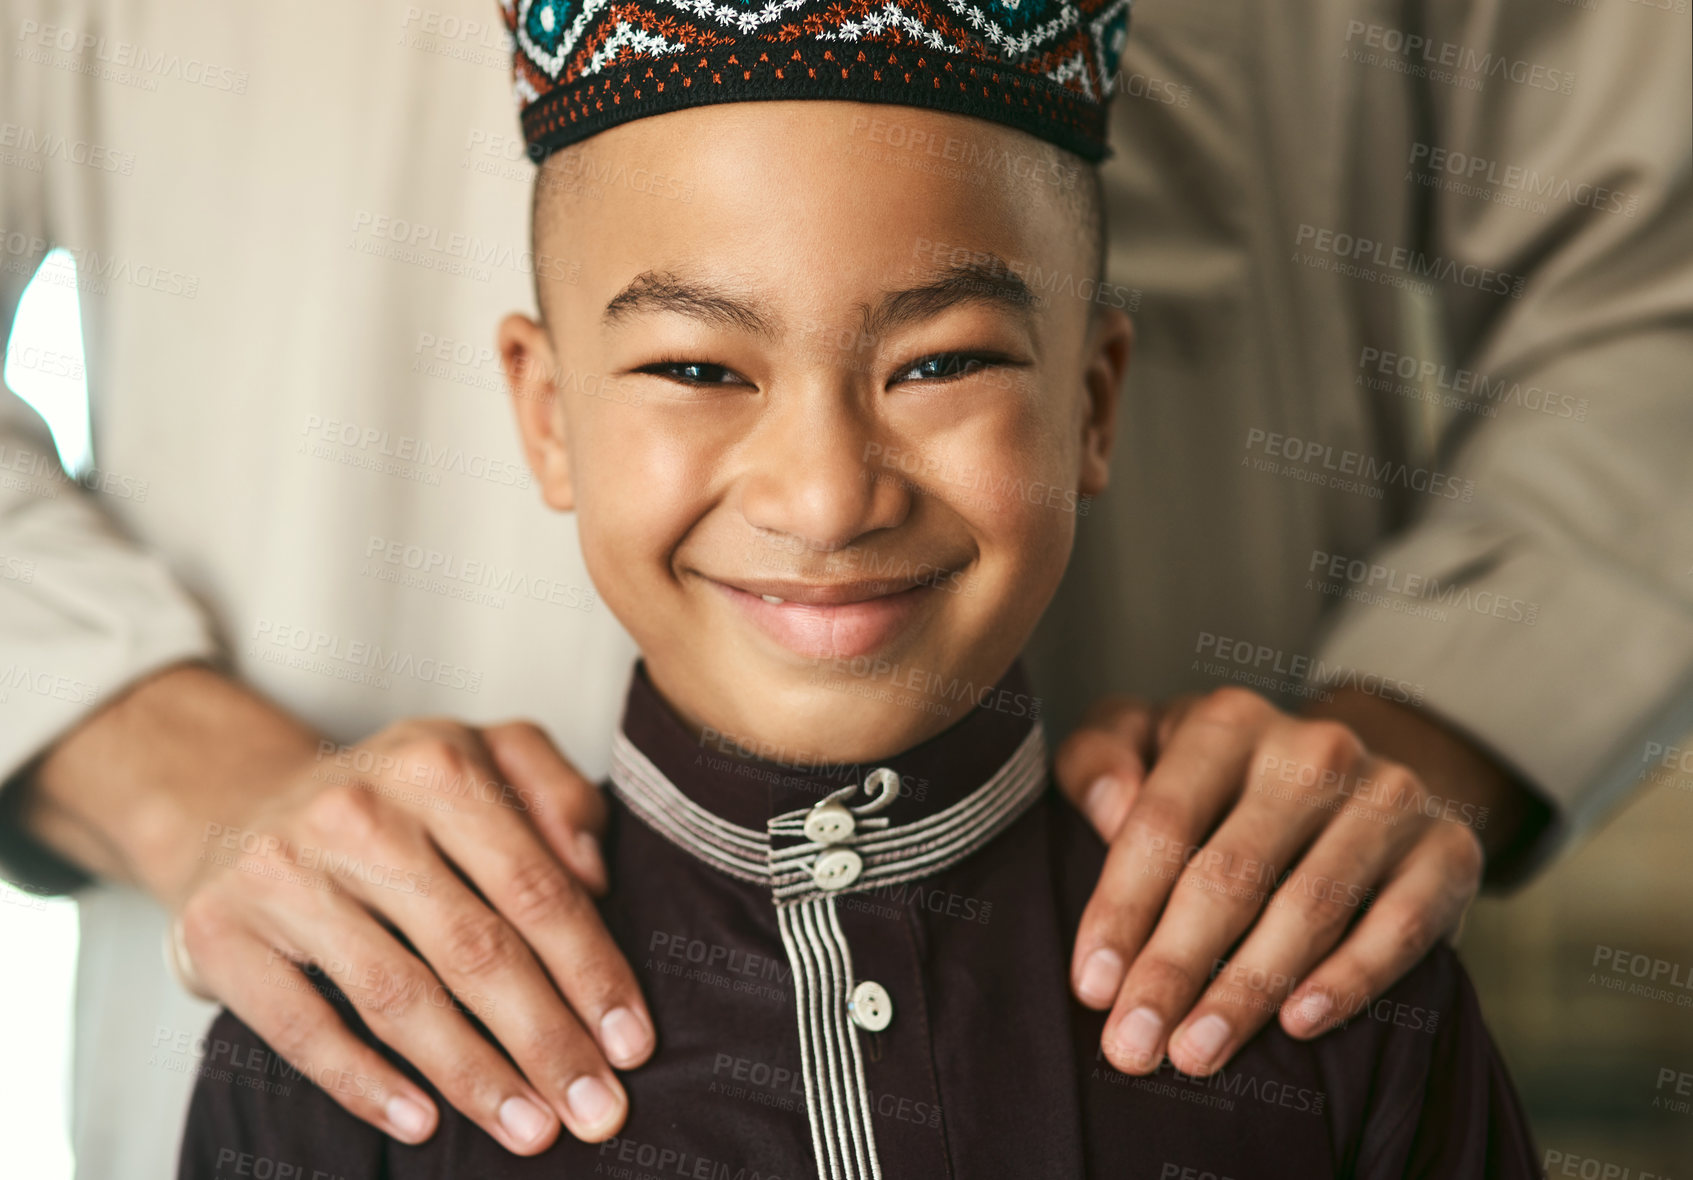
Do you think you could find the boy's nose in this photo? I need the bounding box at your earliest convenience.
[735,391,910,555]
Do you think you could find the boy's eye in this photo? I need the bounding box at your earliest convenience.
[637,360,745,385]
[893,353,1005,383]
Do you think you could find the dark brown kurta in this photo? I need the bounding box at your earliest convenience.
[178,663,1538,1180]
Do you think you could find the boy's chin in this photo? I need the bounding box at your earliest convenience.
[684,663,980,766]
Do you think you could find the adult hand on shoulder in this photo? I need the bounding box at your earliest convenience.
[171,716,649,1153]
[1054,685,1544,1077]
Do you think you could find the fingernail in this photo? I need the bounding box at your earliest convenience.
[1114,1006,1163,1067]
[1175,1014,1231,1071]
[1291,990,1332,1032]
[1082,774,1120,832]
[1075,949,1125,1007]
[566,1075,620,1130]
[600,1006,653,1067]
[498,1095,552,1145]
[573,830,606,885]
[386,1094,432,1142]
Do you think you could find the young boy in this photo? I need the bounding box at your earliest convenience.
[178,2,1539,1176]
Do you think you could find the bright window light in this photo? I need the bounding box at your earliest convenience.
[4,248,93,476]
[1,246,87,1180]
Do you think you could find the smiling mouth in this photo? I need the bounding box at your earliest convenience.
[705,573,950,661]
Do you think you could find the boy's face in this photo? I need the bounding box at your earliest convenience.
[501,101,1130,763]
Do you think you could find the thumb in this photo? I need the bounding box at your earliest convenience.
[1053,696,1156,840]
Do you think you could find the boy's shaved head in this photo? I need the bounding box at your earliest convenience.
[1074,164,1109,291]
[531,111,1109,328]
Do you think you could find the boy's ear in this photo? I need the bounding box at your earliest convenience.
[1077,306,1132,497]
[499,313,575,512]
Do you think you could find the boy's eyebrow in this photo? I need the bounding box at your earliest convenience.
[601,257,1039,339]
[861,260,1040,338]
[603,271,777,337]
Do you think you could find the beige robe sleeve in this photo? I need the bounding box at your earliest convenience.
[1313,0,1693,876]
[0,2,218,887]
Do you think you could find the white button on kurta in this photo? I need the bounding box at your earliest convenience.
[812,848,863,890]
[803,800,857,844]
[849,981,893,1031]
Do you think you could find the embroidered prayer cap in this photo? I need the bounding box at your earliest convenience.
[499,0,1131,164]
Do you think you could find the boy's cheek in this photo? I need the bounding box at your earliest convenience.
[892,414,1079,528]
[571,516,661,640]
[571,443,710,579]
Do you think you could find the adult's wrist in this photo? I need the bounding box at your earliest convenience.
[20,660,323,908]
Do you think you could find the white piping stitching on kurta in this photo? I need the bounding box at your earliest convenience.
[608,723,1046,1180]
[609,725,1047,894]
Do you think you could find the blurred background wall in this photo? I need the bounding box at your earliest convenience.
[1464,754,1693,1176]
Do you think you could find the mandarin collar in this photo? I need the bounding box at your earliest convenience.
[615,660,1044,831]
